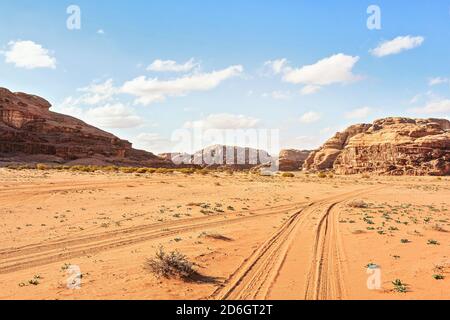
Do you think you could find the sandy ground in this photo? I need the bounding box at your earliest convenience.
[0,168,448,300]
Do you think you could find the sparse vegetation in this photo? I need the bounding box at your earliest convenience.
[392,279,408,293]
[348,200,369,209]
[281,172,295,178]
[145,246,196,280]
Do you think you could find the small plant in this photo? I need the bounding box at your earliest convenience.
[348,200,369,209]
[145,246,197,280]
[400,239,410,244]
[427,239,440,245]
[392,279,407,293]
[317,172,327,179]
[282,172,295,178]
[432,274,445,280]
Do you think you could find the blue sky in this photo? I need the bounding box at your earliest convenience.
[0,0,449,154]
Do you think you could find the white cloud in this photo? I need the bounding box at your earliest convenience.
[300,85,321,96]
[410,99,450,114]
[4,40,56,69]
[56,101,143,129]
[97,29,105,35]
[121,65,243,105]
[183,113,260,130]
[299,111,321,124]
[370,36,424,57]
[428,77,448,86]
[85,103,144,128]
[283,54,361,86]
[264,58,289,75]
[77,79,118,105]
[345,107,372,119]
[134,133,174,154]
[147,58,199,73]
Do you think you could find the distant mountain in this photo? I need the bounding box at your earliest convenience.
[0,87,171,167]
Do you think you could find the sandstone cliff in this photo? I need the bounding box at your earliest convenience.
[0,87,169,167]
[278,149,311,171]
[304,117,450,176]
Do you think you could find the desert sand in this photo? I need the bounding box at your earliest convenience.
[0,168,448,300]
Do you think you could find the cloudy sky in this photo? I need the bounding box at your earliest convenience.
[0,0,449,154]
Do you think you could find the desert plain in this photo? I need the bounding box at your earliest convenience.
[0,168,448,300]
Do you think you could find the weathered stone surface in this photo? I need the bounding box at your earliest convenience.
[0,87,170,167]
[278,149,310,171]
[304,117,450,176]
[161,145,273,170]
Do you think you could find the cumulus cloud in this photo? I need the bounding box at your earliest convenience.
[409,99,450,114]
[265,54,361,95]
[3,40,56,69]
[283,54,361,86]
[121,65,243,105]
[77,79,118,105]
[428,77,448,86]
[370,36,424,57]
[345,107,372,119]
[134,133,174,154]
[85,103,144,128]
[147,58,199,73]
[56,101,143,129]
[183,113,260,130]
[264,58,289,75]
[299,111,321,124]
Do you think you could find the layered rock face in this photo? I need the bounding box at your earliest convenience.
[304,117,450,176]
[161,145,273,169]
[278,149,310,171]
[0,87,169,166]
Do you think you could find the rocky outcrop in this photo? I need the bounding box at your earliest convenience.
[304,117,450,176]
[0,87,170,167]
[161,145,273,170]
[278,149,310,171]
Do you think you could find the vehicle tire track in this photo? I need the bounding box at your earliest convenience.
[209,188,375,300]
[0,203,305,275]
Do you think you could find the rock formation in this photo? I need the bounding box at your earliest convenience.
[304,117,450,176]
[161,145,273,170]
[278,149,310,171]
[0,87,170,167]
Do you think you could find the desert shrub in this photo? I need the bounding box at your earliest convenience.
[199,232,233,242]
[317,172,327,179]
[392,279,407,293]
[120,167,138,174]
[136,168,149,174]
[103,166,119,172]
[177,168,195,175]
[348,200,369,209]
[196,169,209,175]
[282,172,295,178]
[362,174,371,179]
[36,163,50,170]
[145,246,196,280]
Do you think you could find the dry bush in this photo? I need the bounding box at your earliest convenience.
[317,172,327,179]
[199,232,233,242]
[348,200,369,209]
[282,172,295,178]
[145,246,196,280]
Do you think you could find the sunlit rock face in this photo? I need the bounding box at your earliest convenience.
[304,117,450,176]
[0,87,169,167]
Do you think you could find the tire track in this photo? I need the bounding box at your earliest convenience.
[0,203,305,275]
[209,188,375,300]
